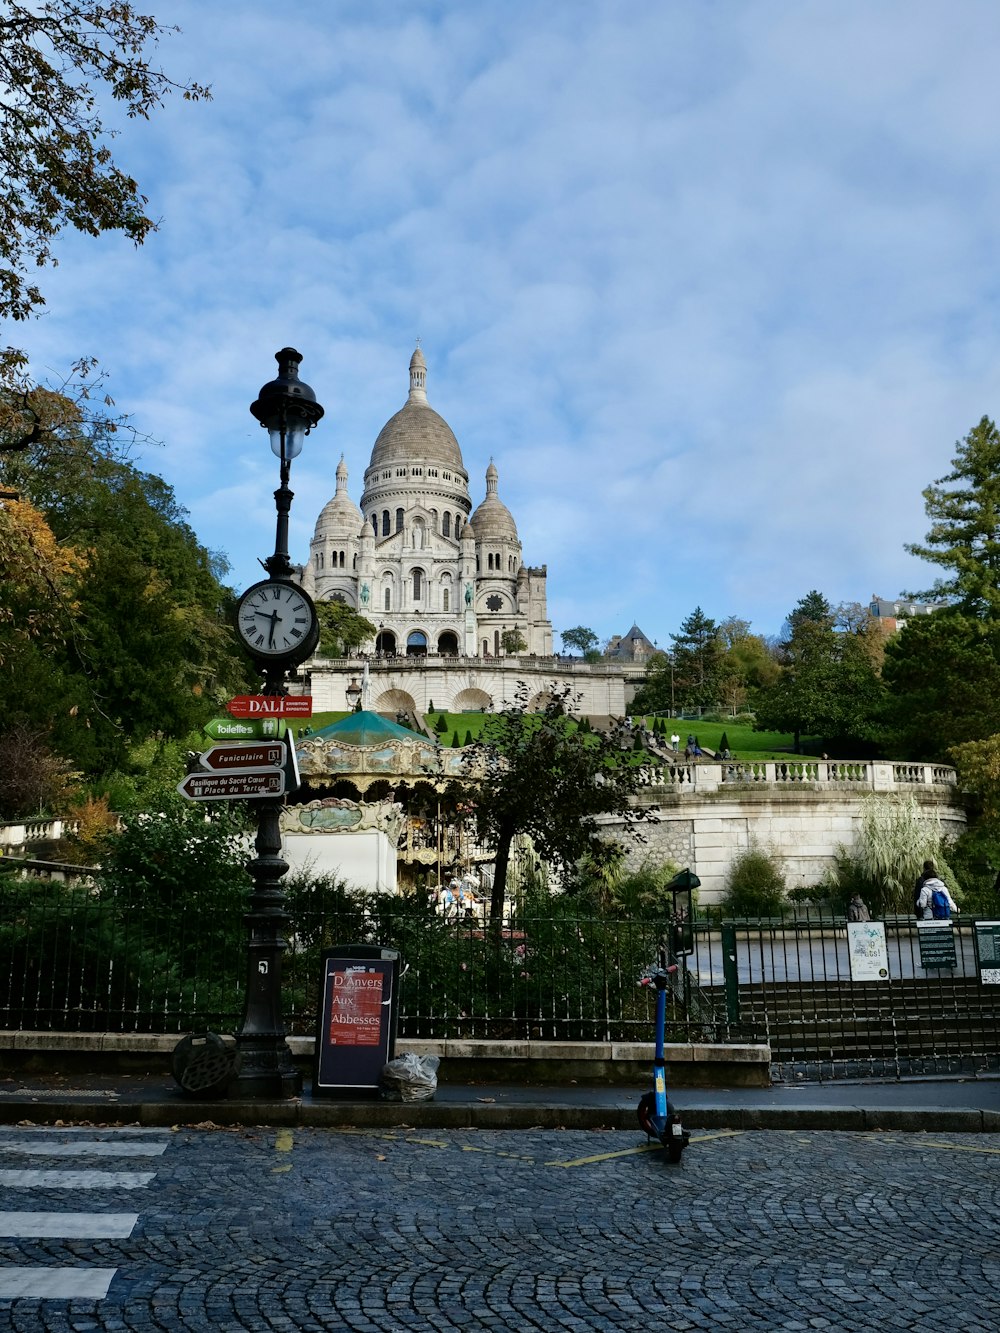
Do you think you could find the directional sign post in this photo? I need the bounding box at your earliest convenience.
[199,742,284,771]
[226,694,313,719]
[177,770,286,802]
[204,716,287,741]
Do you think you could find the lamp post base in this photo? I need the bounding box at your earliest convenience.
[229,1036,302,1100]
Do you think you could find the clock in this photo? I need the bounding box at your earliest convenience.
[235,579,319,664]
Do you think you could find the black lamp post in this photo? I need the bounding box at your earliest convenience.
[230,348,324,1099]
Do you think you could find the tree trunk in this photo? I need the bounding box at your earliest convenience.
[488,827,513,948]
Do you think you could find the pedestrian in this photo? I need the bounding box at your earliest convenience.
[913,859,935,915]
[670,732,680,752]
[846,894,871,922]
[915,861,959,920]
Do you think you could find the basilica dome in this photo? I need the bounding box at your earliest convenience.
[368,347,466,475]
[469,460,518,541]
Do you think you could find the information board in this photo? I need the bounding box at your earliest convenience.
[973,920,1000,985]
[847,921,890,981]
[313,947,401,1096]
[916,920,957,970]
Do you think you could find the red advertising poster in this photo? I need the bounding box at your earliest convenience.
[313,949,400,1095]
[328,967,384,1047]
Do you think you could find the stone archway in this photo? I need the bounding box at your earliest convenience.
[376,629,397,655]
[406,631,428,658]
[375,688,417,714]
[452,687,492,712]
[526,691,553,713]
[437,630,459,656]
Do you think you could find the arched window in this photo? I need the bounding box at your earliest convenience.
[413,569,422,599]
[381,510,390,537]
[339,550,346,568]
[443,588,450,612]
[315,551,323,570]
[396,508,404,533]
[487,554,493,571]
[455,514,462,537]
[353,554,357,570]
[384,587,391,611]
[370,514,377,535]
[442,512,451,538]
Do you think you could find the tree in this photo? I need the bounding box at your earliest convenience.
[0,721,78,817]
[629,650,673,716]
[755,599,884,752]
[905,416,1000,618]
[500,627,527,655]
[670,607,721,709]
[881,612,1000,760]
[786,590,834,634]
[316,599,376,658]
[458,685,649,929]
[715,618,779,716]
[560,626,598,656]
[1,388,252,772]
[0,3,209,356]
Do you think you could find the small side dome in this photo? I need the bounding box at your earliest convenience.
[314,455,362,537]
[469,459,518,541]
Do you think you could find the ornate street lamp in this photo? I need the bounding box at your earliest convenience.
[230,348,324,1099]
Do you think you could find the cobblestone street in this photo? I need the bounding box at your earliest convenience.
[0,1123,997,1330]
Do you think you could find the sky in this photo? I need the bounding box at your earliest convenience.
[13,0,1000,646]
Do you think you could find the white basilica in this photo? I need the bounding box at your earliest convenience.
[300,346,552,662]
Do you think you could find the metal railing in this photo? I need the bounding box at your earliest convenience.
[3,883,998,1078]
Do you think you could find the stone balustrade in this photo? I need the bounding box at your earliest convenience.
[637,759,957,794]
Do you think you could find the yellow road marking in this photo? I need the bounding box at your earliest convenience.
[405,1137,449,1148]
[546,1129,744,1168]
[271,1164,292,1173]
[274,1129,294,1154]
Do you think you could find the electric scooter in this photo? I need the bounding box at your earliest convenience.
[636,947,691,1164]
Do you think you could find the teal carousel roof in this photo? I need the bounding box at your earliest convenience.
[308,710,417,746]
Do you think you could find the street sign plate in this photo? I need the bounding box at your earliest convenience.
[177,770,286,802]
[199,743,284,771]
[284,727,301,793]
[204,716,286,741]
[226,695,313,719]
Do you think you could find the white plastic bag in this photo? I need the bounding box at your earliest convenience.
[379,1052,440,1102]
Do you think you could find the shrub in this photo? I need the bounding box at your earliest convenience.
[434,714,448,734]
[721,845,786,917]
[853,794,948,915]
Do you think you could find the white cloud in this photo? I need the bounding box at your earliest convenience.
[13,0,1000,645]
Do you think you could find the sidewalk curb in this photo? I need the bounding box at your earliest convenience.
[0,1099,997,1133]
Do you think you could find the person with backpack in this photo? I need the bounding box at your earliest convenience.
[915,861,959,919]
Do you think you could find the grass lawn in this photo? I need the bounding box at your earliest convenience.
[633,717,819,760]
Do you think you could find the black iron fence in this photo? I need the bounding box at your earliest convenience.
[3,878,999,1079]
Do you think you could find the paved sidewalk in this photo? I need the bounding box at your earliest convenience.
[1,1070,998,1131]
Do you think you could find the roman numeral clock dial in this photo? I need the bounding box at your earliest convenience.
[235,579,320,665]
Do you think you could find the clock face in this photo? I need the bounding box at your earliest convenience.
[237,580,318,661]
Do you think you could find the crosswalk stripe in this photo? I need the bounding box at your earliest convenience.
[0,1170,155,1190]
[0,1127,167,1136]
[0,1213,138,1239]
[0,1267,118,1299]
[1,1141,167,1158]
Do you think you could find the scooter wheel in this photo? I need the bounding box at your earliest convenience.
[636,1091,656,1137]
[665,1138,685,1164]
